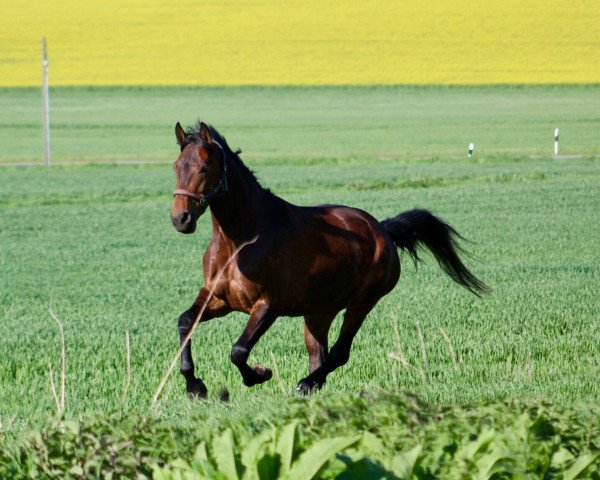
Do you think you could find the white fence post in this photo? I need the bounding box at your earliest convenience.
[553,128,559,156]
[41,37,51,166]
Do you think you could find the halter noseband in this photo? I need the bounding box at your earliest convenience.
[173,140,229,208]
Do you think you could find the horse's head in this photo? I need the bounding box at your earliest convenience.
[171,122,228,234]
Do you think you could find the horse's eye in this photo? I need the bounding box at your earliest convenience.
[200,166,209,174]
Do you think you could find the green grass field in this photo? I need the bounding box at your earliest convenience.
[1,86,599,477]
[1,85,599,163]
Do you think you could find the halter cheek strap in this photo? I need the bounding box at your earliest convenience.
[173,140,228,207]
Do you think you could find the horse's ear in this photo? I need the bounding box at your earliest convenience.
[175,122,186,145]
[199,122,212,143]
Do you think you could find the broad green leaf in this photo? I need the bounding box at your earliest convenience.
[194,442,209,463]
[171,458,193,471]
[563,452,599,480]
[284,435,360,480]
[213,429,240,480]
[461,430,496,460]
[241,430,273,480]
[68,464,84,476]
[475,450,514,479]
[552,448,575,466]
[256,453,280,480]
[152,465,172,480]
[184,471,204,480]
[276,421,299,477]
[172,471,183,480]
[359,432,386,457]
[391,445,422,479]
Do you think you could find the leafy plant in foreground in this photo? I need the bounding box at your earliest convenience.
[153,421,361,480]
[1,394,598,479]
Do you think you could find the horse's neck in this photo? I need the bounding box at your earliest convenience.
[209,162,265,242]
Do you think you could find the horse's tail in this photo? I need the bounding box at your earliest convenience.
[380,209,489,296]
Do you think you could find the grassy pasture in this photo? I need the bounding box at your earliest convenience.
[1,156,599,420]
[1,85,599,163]
[1,86,599,476]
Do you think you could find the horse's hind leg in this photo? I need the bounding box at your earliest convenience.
[231,301,277,387]
[304,313,336,374]
[297,302,376,393]
[179,288,230,398]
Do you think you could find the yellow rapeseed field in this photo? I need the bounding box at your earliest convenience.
[1,0,598,86]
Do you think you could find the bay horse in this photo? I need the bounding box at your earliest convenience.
[170,122,488,397]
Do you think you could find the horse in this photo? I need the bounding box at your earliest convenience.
[170,121,488,397]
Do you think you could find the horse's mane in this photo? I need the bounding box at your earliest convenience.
[184,122,270,194]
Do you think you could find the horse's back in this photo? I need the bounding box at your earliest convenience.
[272,203,400,310]
[309,203,399,280]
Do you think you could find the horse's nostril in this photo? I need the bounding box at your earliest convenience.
[180,212,190,224]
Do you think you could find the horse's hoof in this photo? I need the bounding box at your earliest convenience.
[295,379,322,395]
[187,378,208,399]
[243,364,273,387]
[253,363,273,381]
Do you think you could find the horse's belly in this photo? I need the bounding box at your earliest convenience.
[270,250,385,314]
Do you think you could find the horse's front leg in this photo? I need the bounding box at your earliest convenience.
[230,300,277,387]
[178,287,230,398]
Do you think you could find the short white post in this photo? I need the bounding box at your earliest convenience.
[41,37,50,166]
[553,128,559,156]
[468,142,475,158]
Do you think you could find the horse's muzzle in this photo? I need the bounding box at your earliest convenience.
[171,211,197,234]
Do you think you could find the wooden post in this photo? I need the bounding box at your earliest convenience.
[41,37,50,166]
